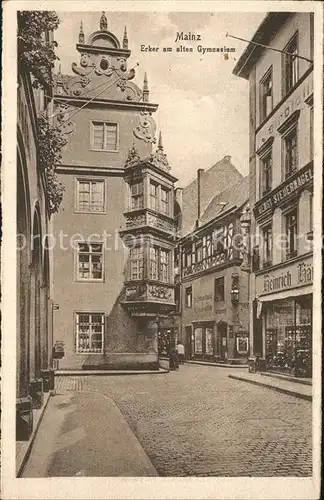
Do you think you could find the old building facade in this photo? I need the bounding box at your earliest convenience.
[17,50,54,437]
[233,12,314,377]
[52,14,178,370]
[175,174,250,363]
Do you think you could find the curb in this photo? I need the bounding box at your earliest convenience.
[16,391,53,477]
[159,357,248,369]
[55,367,169,376]
[228,374,312,402]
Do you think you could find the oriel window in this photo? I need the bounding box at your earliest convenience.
[160,249,170,282]
[160,187,170,215]
[149,181,158,211]
[130,247,144,280]
[130,181,144,210]
[149,247,159,280]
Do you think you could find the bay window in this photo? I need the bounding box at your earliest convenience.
[130,247,144,280]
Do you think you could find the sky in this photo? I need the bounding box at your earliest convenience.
[55,11,265,187]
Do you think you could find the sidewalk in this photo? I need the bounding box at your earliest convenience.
[16,392,52,477]
[228,372,312,401]
[159,357,248,369]
[20,387,158,477]
[56,366,169,376]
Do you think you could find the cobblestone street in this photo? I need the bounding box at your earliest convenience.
[56,363,312,477]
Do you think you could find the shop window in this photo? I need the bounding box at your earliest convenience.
[75,313,104,353]
[261,151,272,196]
[283,127,298,179]
[205,328,214,355]
[283,33,299,95]
[262,224,272,268]
[91,121,118,151]
[194,327,203,354]
[76,179,105,213]
[185,286,192,308]
[76,242,103,281]
[285,209,298,260]
[215,277,225,302]
[160,187,170,215]
[130,181,144,210]
[149,181,158,211]
[260,67,273,122]
[130,247,144,280]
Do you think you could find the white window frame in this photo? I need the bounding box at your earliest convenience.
[160,186,170,215]
[90,121,119,152]
[283,32,299,96]
[260,67,273,123]
[75,177,106,213]
[130,181,144,211]
[76,242,104,282]
[75,312,104,354]
[129,246,144,280]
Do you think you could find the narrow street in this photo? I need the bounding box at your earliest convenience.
[22,363,312,478]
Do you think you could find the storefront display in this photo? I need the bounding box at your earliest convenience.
[264,295,312,377]
[205,328,214,354]
[194,328,203,354]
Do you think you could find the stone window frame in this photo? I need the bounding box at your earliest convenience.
[75,241,104,282]
[185,286,193,308]
[75,312,104,354]
[260,220,273,269]
[214,276,225,303]
[74,177,106,214]
[259,66,273,124]
[282,31,299,97]
[90,120,119,152]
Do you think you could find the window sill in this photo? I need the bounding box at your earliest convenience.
[285,250,298,261]
[76,351,104,355]
[262,260,272,269]
[89,148,119,153]
[305,230,313,241]
[74,210,106,215]
[75,279,105,283]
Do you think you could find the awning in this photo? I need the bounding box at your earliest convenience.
[258,285,313,303]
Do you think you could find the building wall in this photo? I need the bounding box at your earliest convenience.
[60,106,152,168]
[53,170,159,369]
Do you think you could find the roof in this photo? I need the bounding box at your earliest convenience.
[199,175,250,227]
[180,156,244,236]
[232,12,293,79]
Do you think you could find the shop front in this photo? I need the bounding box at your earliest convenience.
[192,322,215,360]
[256,256,313,378]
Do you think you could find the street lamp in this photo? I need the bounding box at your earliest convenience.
[240,205,251,273]
[230,273,239,305]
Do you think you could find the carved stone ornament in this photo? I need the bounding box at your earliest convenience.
[148,147,171,172]
[56,103,75,135]
[124,143,141,169]
[125,284,146,301]
[57,52,142,101]
[148,285,173,301]
[133,111,156,144]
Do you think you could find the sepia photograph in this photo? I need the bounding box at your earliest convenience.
[1,1,322,499]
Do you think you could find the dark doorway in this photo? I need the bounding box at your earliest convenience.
[218,322,228,360]
[185,326,192,359]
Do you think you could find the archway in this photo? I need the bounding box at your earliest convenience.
[30,206,42,381]
[17,150,31,397]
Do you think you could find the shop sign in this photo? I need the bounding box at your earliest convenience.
[257,257,313,297]
[194,293,213,312]
[254,163,313,220]
[215,308,226,315]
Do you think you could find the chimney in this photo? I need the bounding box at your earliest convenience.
[197,168,204,224]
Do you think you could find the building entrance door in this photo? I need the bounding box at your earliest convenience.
[218,322,228,360]
[185,326,192,359]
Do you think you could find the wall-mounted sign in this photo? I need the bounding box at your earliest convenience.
[237,336,249,353]
[256,255,313,297]
[254,163,313,220]
[215,308,227,315]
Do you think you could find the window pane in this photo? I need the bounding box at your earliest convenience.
[93,123,104,149]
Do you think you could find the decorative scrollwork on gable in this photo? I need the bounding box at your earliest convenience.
[56,104,75,136]
[133,111,156,143]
